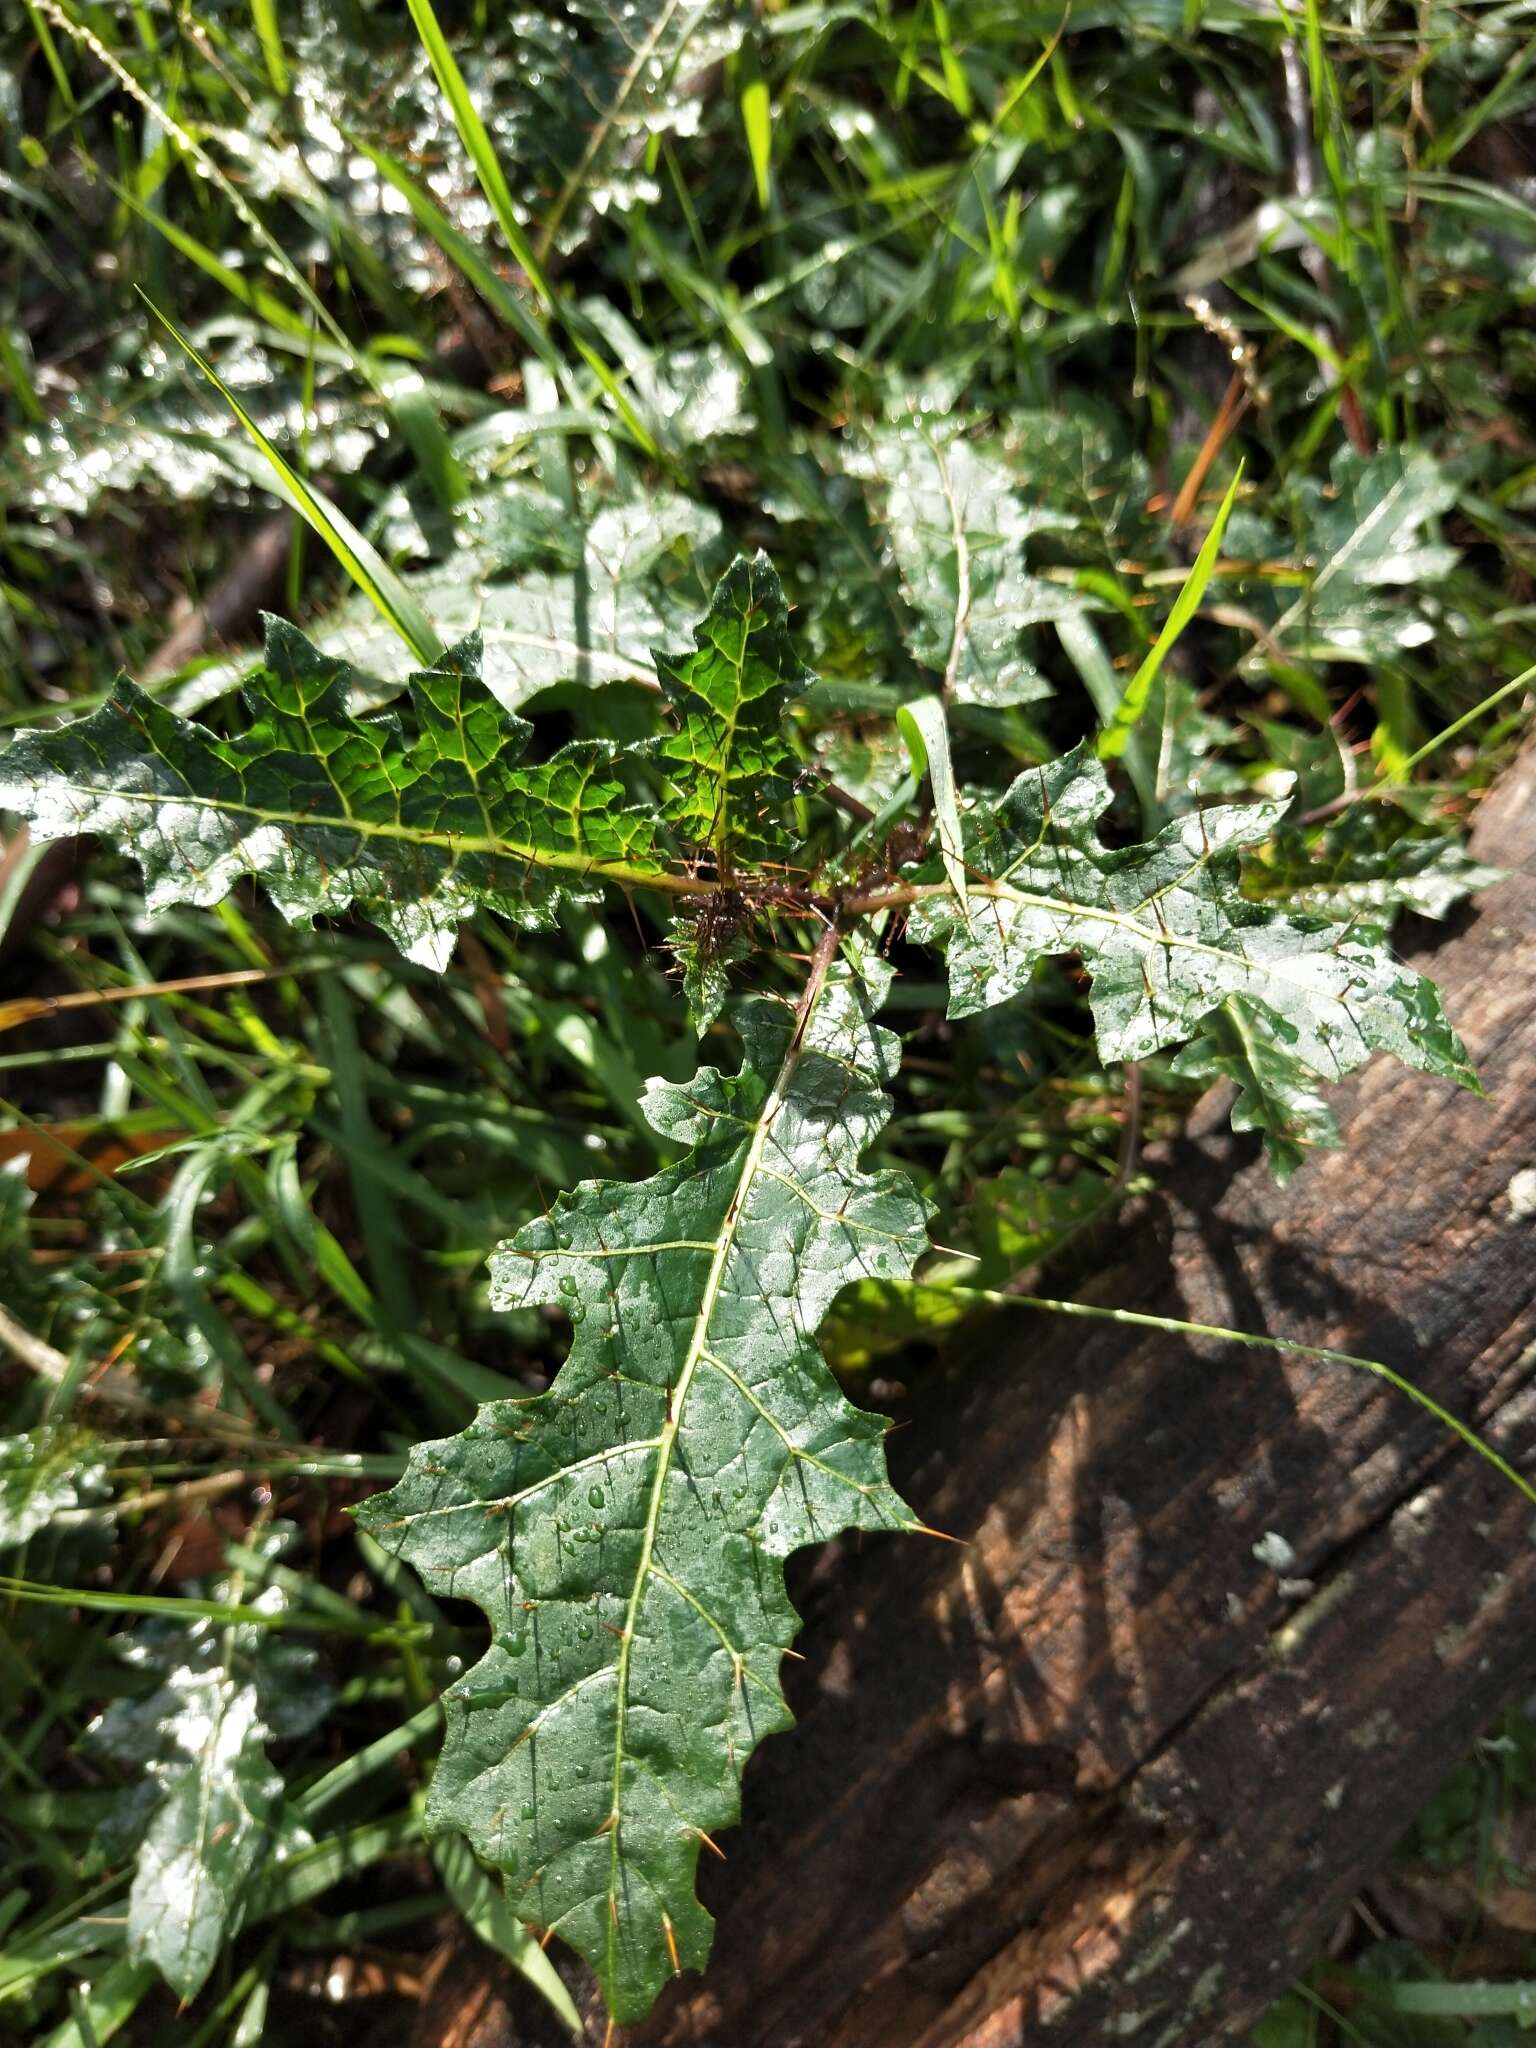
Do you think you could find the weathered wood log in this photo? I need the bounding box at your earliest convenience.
[619,746,1536,2048]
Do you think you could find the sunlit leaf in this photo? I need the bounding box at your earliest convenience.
[849,418,1083,706]
[656,550,812,869]
[0,618,666,970]
[84,1544,331,2000]
[1246,810,1502,922]
[0,1427,111,1546]
[906,743,1478,1123]
[1265,448,1461,665]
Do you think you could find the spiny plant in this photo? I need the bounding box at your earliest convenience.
[0,550,1480,2024]
[8,0,1536,2033]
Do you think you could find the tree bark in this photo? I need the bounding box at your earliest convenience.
[623,746,1536,2048]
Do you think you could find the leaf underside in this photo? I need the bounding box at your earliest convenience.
[355,957,929,2019]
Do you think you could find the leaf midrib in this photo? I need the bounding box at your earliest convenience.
[603,987,816,1987]
[30,777,700,895]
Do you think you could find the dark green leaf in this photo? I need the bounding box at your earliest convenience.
[656,551,813,869]
[356,955,929,2019]
[0,618,665,970]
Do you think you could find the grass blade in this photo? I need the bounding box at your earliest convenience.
[1099,464,1243,762]
[141,295,440,665]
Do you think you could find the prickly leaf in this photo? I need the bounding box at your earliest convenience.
[307,489,720,710]
[1245,811,1502,923]
[0,619,663,971]
[908,743,1477,1110]
[851,420,1082,706]
[355,956,929,2020]
[1267,448,1460,665]
[1170,999,1342,1181]
[656,552,813,869]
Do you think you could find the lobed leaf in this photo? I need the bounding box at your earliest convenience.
[355,954,930,2019]
[1245,811,1503,923]
[1262,448,1461,667]
[1170,1000,1342,1182]
[906,745,1478,1135]
[0,618,665,971]
[85,1550,331,2000]
[850,418,1084,706]
[656,550,812,870]
[310,487,722,712]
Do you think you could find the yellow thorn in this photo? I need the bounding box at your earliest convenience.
[912,1520,967,1546]
[663,1912,681,1976]
[693,1826,726,1860]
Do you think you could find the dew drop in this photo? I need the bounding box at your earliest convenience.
[519,1803,535,1822]
[559,1274,577,1296]
[577,1622,593,1640]
[569,1304,586,1325]
[588,1486,605,1509]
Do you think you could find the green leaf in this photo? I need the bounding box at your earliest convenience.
[84,1546,332,2001]
[897,695,968,909]
[403,0,553,304]
[124,1685,284,2001]
[314,489,720,712]
[1170,999,1342,1181]
[531,0,752,260]
[850,420,1083,706]
[906,744,1478,1120]
[1262,448,1461,667]
[432,1835,582,2033]
[0,618,666,971]
[0,344,381,520]
[143,301,442,668]
[667,900,752,1034]
[355,953,930,2021]
[1245,810,1503,923]
[656,551,813,870]
[970,1168,1112,1283]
